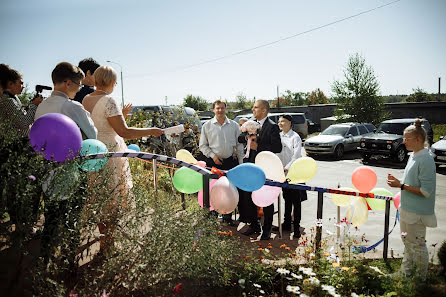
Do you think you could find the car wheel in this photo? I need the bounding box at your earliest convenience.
[333,145,344,160]
[361,153,371,162]
[394,146,407,163]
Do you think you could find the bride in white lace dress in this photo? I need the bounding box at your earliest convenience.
[82,66,163,251]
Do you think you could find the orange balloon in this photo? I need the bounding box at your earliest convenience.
[351,166,377,193]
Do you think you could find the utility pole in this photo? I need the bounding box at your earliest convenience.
[439,77,441,101]
[165,96,168,105]
[106,60,124,108]
[277,85,280,109]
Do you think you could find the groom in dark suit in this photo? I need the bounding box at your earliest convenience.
[238,99,282,240]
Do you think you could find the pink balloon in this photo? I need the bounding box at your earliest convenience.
[351,166,377,193]
[252,185,281,207]
[196,161,207,168]
[197,179,217,210]
[210,177,239,214]
[393,191,401,210]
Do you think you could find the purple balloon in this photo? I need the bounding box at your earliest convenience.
[29,113,82,162]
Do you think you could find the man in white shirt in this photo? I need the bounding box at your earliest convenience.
[35,62,97,139]
[199,100,244,225]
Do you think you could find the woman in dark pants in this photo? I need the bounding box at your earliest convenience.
[277,115,307,238]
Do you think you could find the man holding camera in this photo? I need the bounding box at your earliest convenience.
[35,62,97,139]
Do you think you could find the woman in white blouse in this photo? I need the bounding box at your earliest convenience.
[277,115,307,239]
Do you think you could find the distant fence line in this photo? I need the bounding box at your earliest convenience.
[229,101,446,127]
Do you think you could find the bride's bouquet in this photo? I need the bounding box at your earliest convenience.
[240,120,262,158]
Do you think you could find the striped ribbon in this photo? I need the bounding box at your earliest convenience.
[82,152,394,201]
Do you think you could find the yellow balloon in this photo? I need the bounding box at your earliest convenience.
[345,197,368,226]
[332,187,356,206]
[287,157,317,183]
[176,149,198,164]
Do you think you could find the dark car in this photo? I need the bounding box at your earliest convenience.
[358,118,433,163]
[430,137,446,168]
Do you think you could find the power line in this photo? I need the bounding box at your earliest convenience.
[128,0,401,79]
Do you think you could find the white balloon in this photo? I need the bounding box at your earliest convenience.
[255,151,286,182]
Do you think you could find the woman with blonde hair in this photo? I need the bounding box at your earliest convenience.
[387,119,437,281]
[83,65,163,251]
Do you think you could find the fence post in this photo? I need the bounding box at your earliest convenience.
[181,193,186,210]
[383,200,391,260]
[152,159,158,206]
[315,191,324,251]
[203,174,210,209]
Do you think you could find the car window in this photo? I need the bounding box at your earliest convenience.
[321,125,349,136]
[291,115,306,124]
[377,123,411,135]
[422,120,431,132]
[268,115,278,123]
[365,124,375,132]
[347,126,359,136]
[358,125,368,135]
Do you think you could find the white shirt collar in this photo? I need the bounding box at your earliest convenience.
[50,90,69,99]
[211,116,229,125]
[258,116,267,126]
[280,129,293,137]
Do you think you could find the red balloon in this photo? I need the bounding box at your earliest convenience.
[393,191,401,210]
[351,166,377,193]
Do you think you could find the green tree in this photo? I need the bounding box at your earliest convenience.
[405,87,432,102]
[308,88,329,105]
[331,53,388,125]
[182,94,208,111]
[234,92,249,109]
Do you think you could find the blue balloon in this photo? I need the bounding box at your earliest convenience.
[79,139,108,171]
[226,163,266,192]
[128,144,140,152]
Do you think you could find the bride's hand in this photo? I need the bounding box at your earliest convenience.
[122,103,133,118]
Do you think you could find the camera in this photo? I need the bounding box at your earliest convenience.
[35,84,52,95]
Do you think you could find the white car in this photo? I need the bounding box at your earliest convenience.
[430,137,446,168]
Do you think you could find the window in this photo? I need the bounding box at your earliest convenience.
[358,125,368,135]
[347,126,359,136]
[365,124,376,133]
[291,115,306,124]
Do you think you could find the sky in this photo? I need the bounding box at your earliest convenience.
[1,0,445,107]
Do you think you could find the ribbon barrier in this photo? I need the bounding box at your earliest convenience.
[28,114,397,260]
[82,151,398,260]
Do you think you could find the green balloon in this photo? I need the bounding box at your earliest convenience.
[367,188,393,211]
[173,167,203,194]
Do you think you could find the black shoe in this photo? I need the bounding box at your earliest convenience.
[260,231,271,240]
[294,230,301,240]
[241,226,260,236]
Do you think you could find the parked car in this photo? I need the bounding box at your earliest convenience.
[358,118,433,163]
[304,122,375,160]
[430,136,446,168]
[267,112,308,139]
[307,119,320,134]
[233,113,253,123]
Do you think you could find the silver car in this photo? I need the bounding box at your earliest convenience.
[304,122,375,160]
